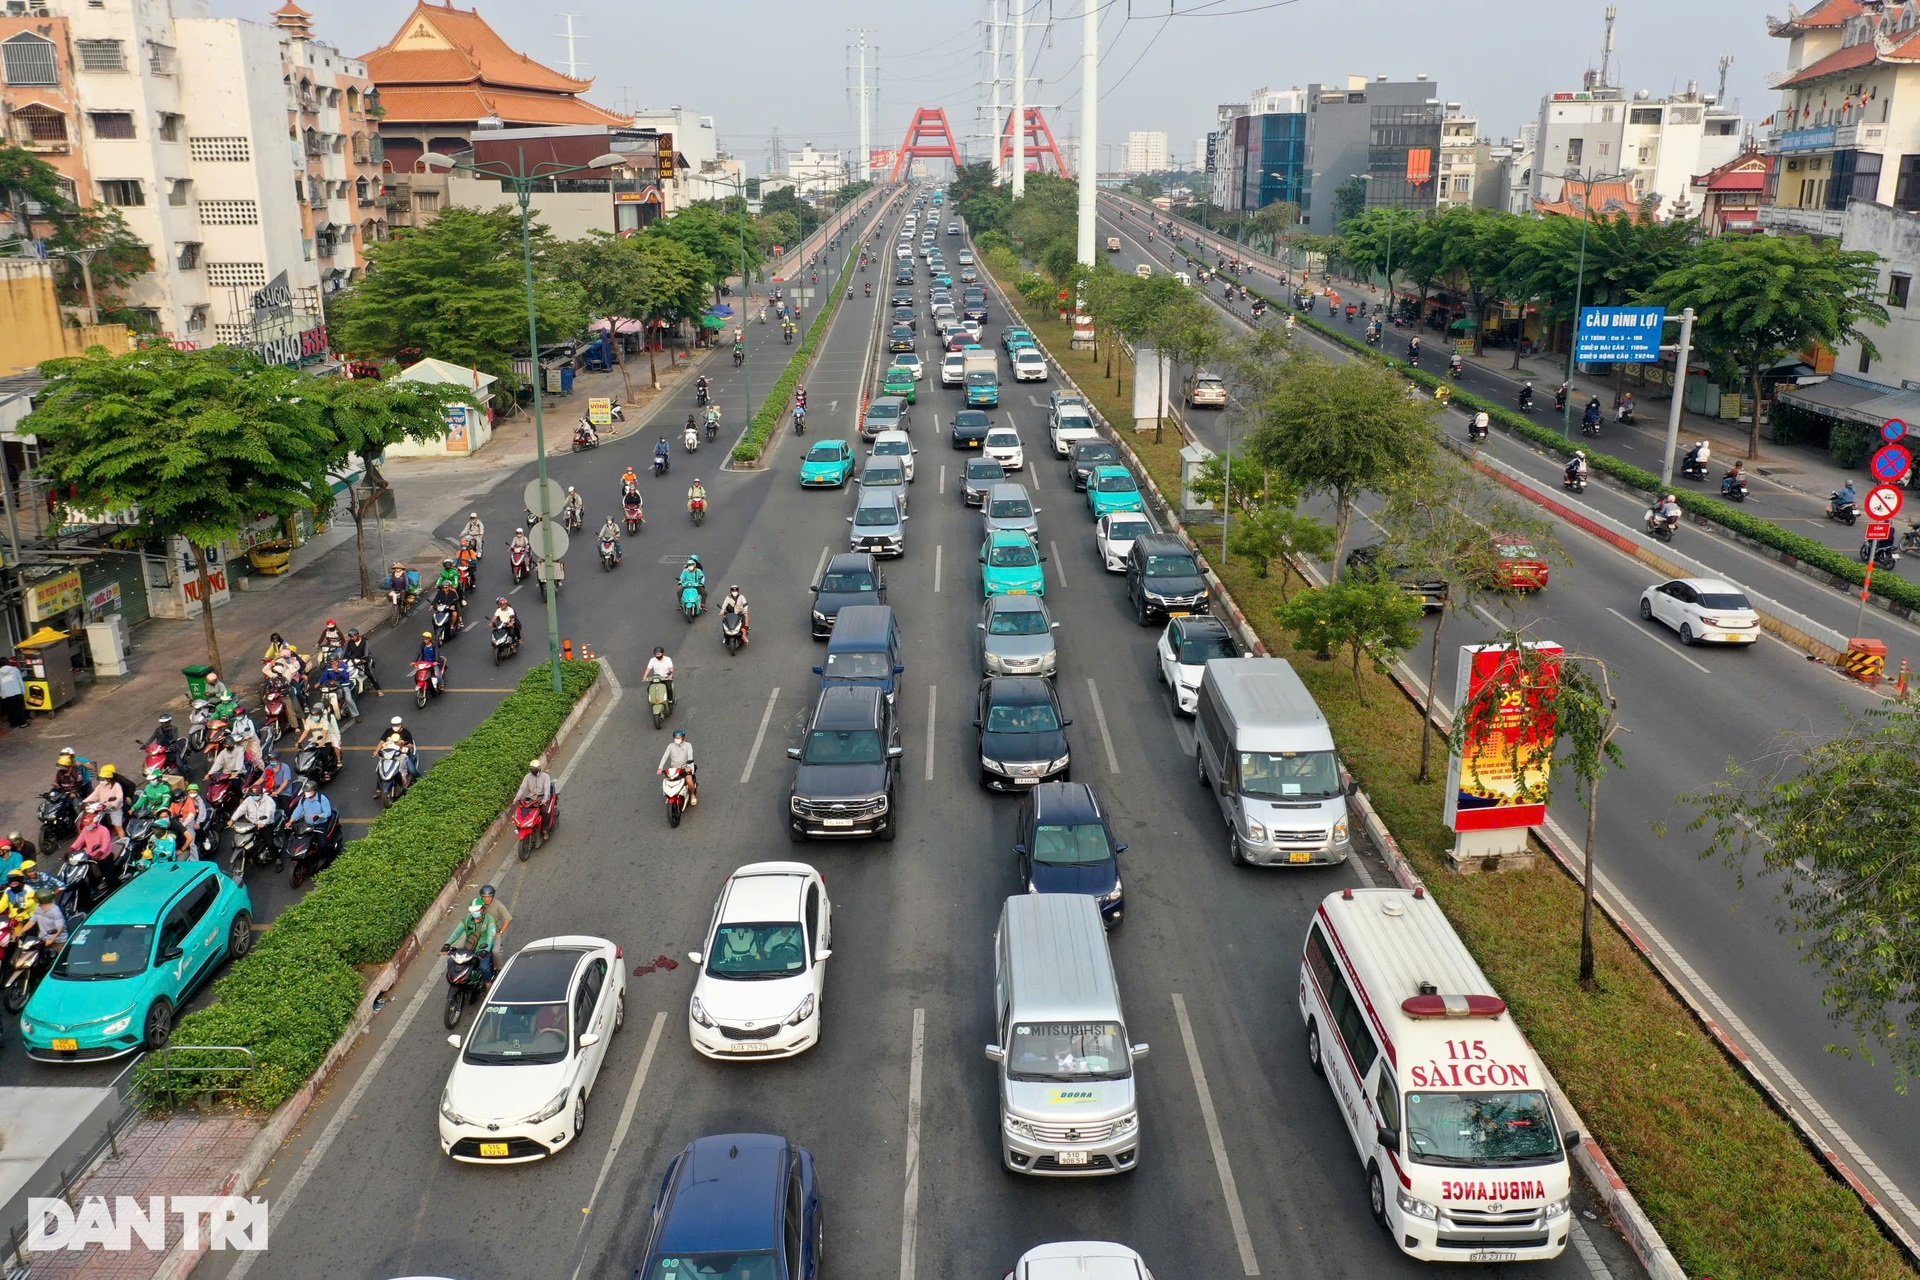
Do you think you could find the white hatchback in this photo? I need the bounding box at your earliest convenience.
[1004,1241,1155,1279]
[1638,577,1760,646]
[982,426,1025,471]
[1013,348,1049,382]
[942,352,968,386]
[439,936,626,1164]
[688,862,832,1060]
[1096,511,1154,573]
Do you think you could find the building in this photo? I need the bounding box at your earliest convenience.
[1124,129,1168,174]
[441,123,668,237]
[1693,149,1771,234]
[1435,106,1483,207]
[784,143,844,197]
[0,258,132,370]
[1215,88,1307,214]
[1191,136,1206,171]
[1759,0,1920,239]
[1299,75,1444,232]
[628,106,720,207]
[1533,79,1742,217]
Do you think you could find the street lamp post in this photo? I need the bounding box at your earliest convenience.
[1557,167,1629,438]
[1351,174,1392,313]
[422,145,624,693]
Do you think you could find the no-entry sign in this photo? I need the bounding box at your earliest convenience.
[1866,483,1905,521]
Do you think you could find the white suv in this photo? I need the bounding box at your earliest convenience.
[942,351,967,387]
[687,862,832,1060]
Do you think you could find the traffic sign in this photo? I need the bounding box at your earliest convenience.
[1866,484,1905,521]
[1869,521,1894,542]
[1872,443,1912,482]
[1885,418,1909,443]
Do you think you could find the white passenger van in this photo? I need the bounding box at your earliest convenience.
[986,893,1148,1176]
[1194,658,1351,866]
[1298,887,1575,1262]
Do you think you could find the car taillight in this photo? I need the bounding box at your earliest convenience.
[1699,615,1719,625]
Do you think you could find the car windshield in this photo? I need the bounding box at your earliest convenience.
[1107,519,1150,542]
[874,440,909,456]
[51,923,151,980]
[1146,553,1199,577]
[819,571,877,594]
[956,413,990,428]
[821,650,892,679]
[1031,823,1110,866]
[989,497,1033,520]
[967,373,996,385]
[463,1001,571,1065]
[1174,626,1236,663]
[966,461,1004,480]
[1007,1021,1129,1081]
[1075,445,1119,463]
[863,466,903,485]
[804,445,843,464]
[1698,592,1751,611]
[1096,473,1137,493]
[985,698,1060,732]
[802,726,885,767]
[853,504,898,527]
[1494,541,1538,560]
[988,607,1048,636]
[985,432,1018,447]
[705,922,809,979]
[988,543,1038,568]
[1238,749,1342,800]
[868,406,900,423]
[644,1254,781,1280]
[1405,1090,1562,1166]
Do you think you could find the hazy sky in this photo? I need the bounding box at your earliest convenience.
[213,0,1781,172]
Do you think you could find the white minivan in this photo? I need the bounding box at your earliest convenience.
[1194,658,1351,866]
[1299,888,1576,1262]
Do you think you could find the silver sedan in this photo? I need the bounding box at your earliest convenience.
[977,594,1060,677]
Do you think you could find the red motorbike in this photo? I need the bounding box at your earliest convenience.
[513,793,557,861]
[413,659,445,709]
[262,679,299,745]
[509,544,531,584]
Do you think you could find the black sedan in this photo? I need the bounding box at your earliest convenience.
[1070,440,1123,490]
[958,456,1006,506]
[1015,782,1126,927]
[951,409,993,449]
[1343,543,1447,611]
[975,676,1071,792]
[888,326,916,353]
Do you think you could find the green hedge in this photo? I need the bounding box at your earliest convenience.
[145,660,601,1110]
[1162,239,1920,617]
[732,228,866,463]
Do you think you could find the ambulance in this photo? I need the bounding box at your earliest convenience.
[1297,887,1576,1263]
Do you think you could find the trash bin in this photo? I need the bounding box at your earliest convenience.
[182,663,213,700]
[560,365,576,394]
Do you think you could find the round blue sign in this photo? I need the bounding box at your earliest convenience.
[1885,419,1909,443]
[1872,443,1912,482]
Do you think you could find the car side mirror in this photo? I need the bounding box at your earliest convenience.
[579,1032,601,1049]
[161,946,184,961]
[688,951,703,965]
[1051,621,1061,629]
[1013,842,1028,855]
[1130,1043,1150,1061]
[893,663,905,673]
[1564,1130,1582,1151]
[886,745,904,759]
[1115,842,1128,853]
[984,1044,1005,1063]
[811,665,824,675]
[786,747,802,760]
[846,517,853,523]
[447,1033,462,1048]
[809,584,820,593]
[978,555,987,564]
[1061,718,1074,727]
[1376,1125,1400,1152]
[1039,554,1049,562]
[977,622,987,630]
[1034,508,1042,513]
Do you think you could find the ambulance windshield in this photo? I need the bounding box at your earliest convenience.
[1404,1090,1561,1166]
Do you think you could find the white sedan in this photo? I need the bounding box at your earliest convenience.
[1005,1242,1155,1280]
[1638,577,1760,646]
[1012,348,1049,382]
[688,862,832,1060]
[894,351,925,381]
[1156,615,1239,715]
[983,426,1025,471]
[439,936,626,1163]
[1095,511,1154,573]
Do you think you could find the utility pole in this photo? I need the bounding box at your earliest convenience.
[989,0,1003,181]
[555,14,584,80]
[1011,0,1026,197]
[1076,0,1097,264]
[856,30,872,182]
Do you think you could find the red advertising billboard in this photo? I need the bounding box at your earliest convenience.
[1443,642,1562,832]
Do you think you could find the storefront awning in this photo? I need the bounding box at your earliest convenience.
[1775,375,1920,428]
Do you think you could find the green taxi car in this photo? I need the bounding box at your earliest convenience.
[21,861,252,1061]
[1086,465,1146,517]
[882,365,918,405]
[800,439,857,488]
[981,530,1048,597]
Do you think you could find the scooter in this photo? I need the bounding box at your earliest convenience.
[2,933,49,1013]
[374,744,411,809]
[513,794,557,862]
[654,451,671,478]
[624,496,644,535]
[1645,510,1679,543]
[571,422,600,452]
[226,812,281,880]
[262,680,297,746]
[662,768,692,828]
[1467,416,1489,444]
[706,415,718,442]
[600,537,620,571]
[721,609,746,655]
[1720,473,1750,502]
[38,788,80,852]
[509,544,531,584]
[285,815,340,889]
[442,947,485,1029]
[1681,449,1711,482]
[294,744,338,789]
[792,407,807,436]
[1518,385,1535,414]
[689,494,706,527]
[1861,540,1902,571]
[1581,411,1603,439]
[680,583,703,623]
[562,503,583,533]
[1563,468,1589,494]
[683,426,700,454]
[1828,493,1860,526]
[432,599,458,645]
[413,659,445,709]
[491,623,519,663]
[648,676,673,730]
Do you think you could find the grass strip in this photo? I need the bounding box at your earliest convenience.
[145,660,601,1111]
[987,256,1917,1280]
[732,232,864,463]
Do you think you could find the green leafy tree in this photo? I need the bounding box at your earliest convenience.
[329,207,587,394]
[25,347,340,670]
[1647,234,1888,458]
[1332,177,1367,231]
[1228,504,1333,594]
[648,203,753,299]
[1149,290,1223,442]
[1189,452,1273,517]
[949,160,999,207]
[0,145,152,316]
[1338,208,1422,305]
[1039,239,1080,286]
[760,186,820,240]
[1427,206,1524,355]
[1274,578,1424,697]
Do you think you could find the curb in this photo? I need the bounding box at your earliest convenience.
[149,660,613,1280]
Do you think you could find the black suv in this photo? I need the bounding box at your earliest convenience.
[787,685,902,842]
[1343,543,1447,611]
[811,552,887,638]
[1125,534,1211,625]
[1070,440,1123,490]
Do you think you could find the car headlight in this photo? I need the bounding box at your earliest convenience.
[1246,821,1267,841]
[439,1090,473,1126]
[524,1087,569,1125]
[690,996,716,1028]
[1543,1197,1570,1220]
[1047,755,1071,772]
[1396,1189,1439,1221]
[18,1018,32,1035]
[789,796,805,815]
[1099,880,1124,904]
[1111,1112,1138,1136]
[786,994,817,1026]
[1004,1116,1035,1138]
[1333,819,1351,845]
[981,755,1007,774]
[102,1016,132,1036]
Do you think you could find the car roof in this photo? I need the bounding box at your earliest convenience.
[871,429,912,445]
[824,552,876,573]
[1676,577,1741,592]
[1092,465,1133,478]
[987,528,1036,546]
[986,482,1030,500]
[985,675,1056,703]
[985,425,1020,436]
[811,683,885,727]
[719,865,811,924]
[491,944,590,1003]
[966,458,1004,474]
[657,1134,791,1254]
[1133,533,1187,554]
[1173,614,1232,639]
[988,593,1047,615]
[1029,781,1102,825]
[805,439,850,455]
[84,860,214,923]
[955,409,991,421]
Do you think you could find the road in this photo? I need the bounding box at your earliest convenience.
[196,189,1646,1280]
[1092,192,1920,1246]
[0,193,896,1095]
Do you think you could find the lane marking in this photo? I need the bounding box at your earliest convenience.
[938,464,946,492]
[740,687,781,784]
[898,1007,926,1280]
[1603,605,1710,674]
[934,544,943,595]
[1085,678,1121,774]
[1172,993,1261,1275]
[811,544,830,588]
[1049,540,1066,588]
[567,1010,668,1280]
[924,685,937,782]
[1569,1218,1611,1280]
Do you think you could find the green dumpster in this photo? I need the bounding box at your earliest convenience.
[182,664,213,700]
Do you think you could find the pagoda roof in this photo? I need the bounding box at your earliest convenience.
[364,2,594,97]
[374,84,628,128]
[1535,177,1652,221]
[1770,0,1866,36]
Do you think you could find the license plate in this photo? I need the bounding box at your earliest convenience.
[1008,588,1028,595]
[1015,776,1040,785]
[821,818,855,828]
[478,1142,510,1158]
[1166,610,1191,618]
[1056,1149,1090,1166]
[51,1038,77,1051]
[1470,1252,1517,1263]
[1288,852,1313,864]
[728,1043,764,1053]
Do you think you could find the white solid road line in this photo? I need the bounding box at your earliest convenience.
[1049,540,1066,588]
[898,1007,927,1280]
[1602,605,1710,674]
[1568,1217,1613,1280]
[1085,678,1121,774]
[567,1011,668,1280]
[934,544,944,594]
[740,687,781,784]
[1171,993,1261,1276]
[811,544,831,589]
[938,464,947,492]
[924,685,938,782]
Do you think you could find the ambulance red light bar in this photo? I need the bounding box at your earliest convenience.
[1400,994,1507,1019]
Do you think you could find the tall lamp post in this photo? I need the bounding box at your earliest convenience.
[1350,173,1394,313]
[422,145,624,694]
[1555,167,1629,438]
[696,172,759,447]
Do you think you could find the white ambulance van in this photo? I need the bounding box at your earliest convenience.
[1297,886,1576,1263]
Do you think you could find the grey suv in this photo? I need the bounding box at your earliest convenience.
[981,482,1041,538]
[787,684,902,842]
[848,490,907,558]
[810,552,886,638]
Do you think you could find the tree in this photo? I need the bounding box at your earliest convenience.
[648,204,751,299]
[1647,234,1888,458]
[1228,504,1333,593]
[1274,578,1425,697]
[328,207,587,394]
[26,347,339,671]
[1332,177,1367,231]
[1188,452,1273,517]
[0,145,152,317]
[1338,208,1423,304]
[950,160,999,206]
[1427,206,1523,355]
[544,231,648,400]
[1145,290,1223,443]
[760,185,820,240]
[1247,353,1435,567]
[628,235,708,389]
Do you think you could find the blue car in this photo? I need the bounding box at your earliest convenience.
[631,1133,822,1280]
[1015,782,1126,927]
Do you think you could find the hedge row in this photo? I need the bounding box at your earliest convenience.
[1163,236,1920,616]
[145,660,601,1110]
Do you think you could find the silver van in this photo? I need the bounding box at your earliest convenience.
[1193,658,1351,867]
[986,893,1147,1176]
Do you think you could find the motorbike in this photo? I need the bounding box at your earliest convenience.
[442,947,486,1029]
[598,536,621,572]
[706,415,718,442]
[1828,493,1860,525]
[654,451,671,478]
[624,497,644,536]
[202,771,249,844]
[294,744,338,789]
[571,422,600,452]
[721,610,746,655]
[1720,473,1750,502]
[1645,510,1679,543]
[696,383,710,408]
[491,622,520,663]
[792,407,807,436]
[1862,540,1902,571]
[1467,416,1488,444]
[1448,360,1463,380]
[513,794,557,862]
[1681,450,1711,482]
[1563,468,1589,494]
[1617,404,1637,425]
[413,659,445,709]
[226,811,280,878]
[432,599,458,645]
[509,543,532,584]
[454,559,476,596]
[662,768,692,828]
[56,845,118,916]
[562,503,583,533]
[683,426,700,454]
[262,680,298,746]
[1901,520,1920,554]
[374,744,411,809]
[680,583,703,623]
[285,815,340,889]
[1581,412,1603,439]
[141,738,181,779]
[1518,386,1535,414]
[38,788,81,851]
[648,676,673,730]
[733,348,745,368]
[689,494,707,527]
[2,932,49,1013]
[186,698,218,755]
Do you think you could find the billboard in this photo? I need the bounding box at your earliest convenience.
[868,147,897,175]
[1444,642,1562,832]
[1575,306,1667,364]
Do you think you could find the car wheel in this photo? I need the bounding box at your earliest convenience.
[1136,595,1151,627]
[1157,658,1167,684]
[1638,597,1654,621]
[228,912,253,960]
[1679,623,1696,646]
[1197,752,1208,789]
[879,806,898,842]
[1229,830,1250,867]
[1367,1163,1389,1229]
[572,1091,586,1141]
[1306,1019,1325,1077]
[143,998,174,1051]
[614,988,626,1032]
[788,823,806,844]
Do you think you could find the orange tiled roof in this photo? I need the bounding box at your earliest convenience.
[363,2,592,96]
[1536,178,1650,221]
[374,83,628,127]
[1779,38,1883,87]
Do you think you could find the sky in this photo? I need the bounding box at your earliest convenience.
[212,0,1783,174]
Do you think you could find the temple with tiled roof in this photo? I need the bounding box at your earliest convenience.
[362,1,630,175]
[1533,176,1656,221]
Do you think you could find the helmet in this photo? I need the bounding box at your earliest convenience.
[442,557,454,568]
[325,619,336,628]
[391,716,404,727]
[1574,450,1585,459]
[348,628,360,637]
[100,764,117,779]
[145,766,161,779]
[469,511,479,520]
[653,646,665,657]
[497,596,509,606]
[515,527,525,535]
[4,868,21,883]
[567,486,577,494]
[467,900,484,919]
[529,758,545,771]
[157,714,173,725]
[672,728,686,739]
[57,749,74,765]
[186,783,200,794]
[422,631,434,640]
[481,883,497,897]
[687,554,701,565]
[270,632,285,644]
[302,780,318,795]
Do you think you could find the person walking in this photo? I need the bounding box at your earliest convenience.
[0,658,28,728]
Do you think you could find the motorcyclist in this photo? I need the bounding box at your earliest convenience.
[297,706,342,777]
[431,581,464,636]
[795,384,807,410]
[508,526,532,562]
[1649,493,1682,531]
[644,646,675,706]
[71,804,115,863]
[1583,397,1603,431]
[599,516,624,564]
[1833,480,1859,514]
[2,867,30,916]
[435,556,461,597]
[170,782,209,856]
[263,751,297,812]
[1407,336,1421,363]
[513,757,557,830]
[52,749,90,799]
[344,627,379,692]
[621,466,639,495]
[654,436,672,471]
[232,782,279,846]
[1448,352,1464,378]
[562,486,583,528]
[678,555,707,609]
[687,478,708,516]
[380,716,419,783]
[1469,410,1490,441]
[696,375,710,405]
[145,815,181,863]
[148,714,183,770]
[1554,382,1569,412]
[291,780,338,858]
[574,417,600,446]
[133,765,174,818]
[1565,451,1589,485]
[461,512,485,558]
[792,401,807,431]
[317,619,347,655]
[317,655,360,724]
[1518,381,1534,410]
[658,727,698,806]
[1617,391,1636,422]
[491,597,521,643]
[24,893,65,951]
[442,900,500,983]
[1683,440,1711,476]
[205,736,250,781]
[720,584,750,643]
[416,632,445,691]
[1722,460,1747,494]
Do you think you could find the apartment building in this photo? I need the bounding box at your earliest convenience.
[1435,106,1482,207]
[1533,78,1742,217]
[1124,129,1168,174]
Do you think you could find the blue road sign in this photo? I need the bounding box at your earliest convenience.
[1884,418,1909,443]
[1573,306,1667,364]
[1873,443,1912,483]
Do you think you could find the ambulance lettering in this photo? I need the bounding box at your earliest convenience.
[1409,1060,1531,1087]
[1439,1179,1547,1203]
